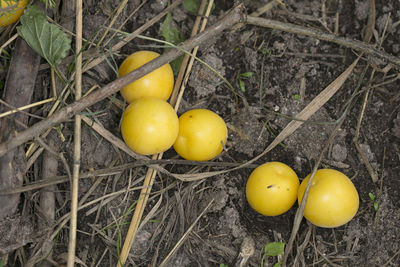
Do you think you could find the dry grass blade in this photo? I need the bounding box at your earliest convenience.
[137,193,163,234]
[67,1,83,266]
[118,155,160,266]
[363,0,375,42]
[0,32,17,52]
[159,198,214,267]
[0,98,54,119]
[247,16,400,68]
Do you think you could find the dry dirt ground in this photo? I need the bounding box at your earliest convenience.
[1,0,400,266]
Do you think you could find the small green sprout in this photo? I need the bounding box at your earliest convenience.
[261,242,285,267]
[41,0,56,8]
[260,48,271,55]
[293,94,301,100]
[237,71,254,92]
[0,49,11,60]
[368,193,379,212]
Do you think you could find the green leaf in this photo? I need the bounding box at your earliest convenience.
[273,262,282,267]
[183,0,215,15]
[240,71,254,78]
[293,94,301,100]
[183,0,200,15]
[161,12,184,74]
[40,0,56,9]
[264,242,285,257]
[17,5,71,68]
[373,201,379,212]
[170,55,184,75]
[161,12,182,46]
[368,192,375,201]
[239,79,245,92]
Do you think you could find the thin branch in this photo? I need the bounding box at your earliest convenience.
[67,0,82,266]
[247,16,400,68]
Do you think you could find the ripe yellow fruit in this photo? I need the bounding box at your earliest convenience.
[297,169,359,228]
[118,50,174,103]
[121,97,179,155]
[173,109,227,161]
[246,162,299,216]
[0,0,29,27]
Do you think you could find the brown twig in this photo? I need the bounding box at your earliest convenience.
[247,16,400,68]
[67,0,82,266]
[363,0,376,42]
[0,159,258,196]
[352,71,379,183]
[0,37,40,220]
[0,4,245,158]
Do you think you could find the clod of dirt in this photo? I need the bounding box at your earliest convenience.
[168,251,191,267]
[229,106,266,157]
[392,111,400,138]
[131,229,152,256]
[331,143,348,162]
[172,6,188,23]
[83,15,107,41]
[354,0,370,20]
[358,143,378,170]
[376,14,394,34]
[277,106,334,162]
[150,0,168,12]
[244,47,258,71]
[221,207,245,239]
[209,189,229,213]
[188,53,226,97]
[0,215,33,255]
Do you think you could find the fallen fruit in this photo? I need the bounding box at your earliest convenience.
[173,109,227,161]
[121,97,179,155]
[118,50,174,103]
[246,162,299,216]
[0,0,29,27]
[297,169,359,228]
